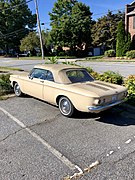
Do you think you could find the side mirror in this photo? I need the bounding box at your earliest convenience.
[28,75,33,80]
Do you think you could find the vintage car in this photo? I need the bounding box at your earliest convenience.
[10,64,127,117]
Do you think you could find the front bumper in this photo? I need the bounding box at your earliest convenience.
[88,100,124,113]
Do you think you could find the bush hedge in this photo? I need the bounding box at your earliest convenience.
[125,75,135,105]
[86,69,123,85]
[126,50,135,59]
[0,74,13,96]
[104,50,115,57]
[97,71,123,85]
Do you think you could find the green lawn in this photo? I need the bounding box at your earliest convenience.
[10,56,76,60]
[84,56,135,62]
[0,66,23,71]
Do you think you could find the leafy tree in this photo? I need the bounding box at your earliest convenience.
[116,21,131,57]
[42,30,52,55]
[92,11,125,50]
[20,32,40,55]
[42,30,52,48]
[0,0,36,54]
[49,0,92,56]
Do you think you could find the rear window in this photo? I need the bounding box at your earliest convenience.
[66,69,94,83]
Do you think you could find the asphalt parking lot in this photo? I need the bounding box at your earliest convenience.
[0,96,135,179]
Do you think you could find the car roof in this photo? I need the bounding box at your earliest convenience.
[34,64,81,71]
[34,64,84,83]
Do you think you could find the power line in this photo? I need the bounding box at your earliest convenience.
[93,5,135,17]
[0,0,33,12]
[0,28,28,38]
[41,7,126,25]
[0,4,132,38]
[93,8,124,17]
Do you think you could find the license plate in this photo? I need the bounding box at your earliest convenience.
[112,95,117,102]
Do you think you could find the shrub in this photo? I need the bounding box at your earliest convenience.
[97,71,123,85]
[85,67,94,74]
[86,55,104,60]
[116,21,131,57]
[85,67,123,84]
[126,50,135,59]
[125,75,135,105]
[0,74,13,96]
[104,50,115,57]
[85,67,100,79]
[90,71,99,79]
[48,56,58,64]
[57,51,65,56]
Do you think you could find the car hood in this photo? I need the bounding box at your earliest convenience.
[68,80,127,97]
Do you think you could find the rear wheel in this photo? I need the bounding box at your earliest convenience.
[14,83,23,97]
[59,97,74,117]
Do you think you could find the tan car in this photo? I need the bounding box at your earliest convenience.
[10,64,127,117]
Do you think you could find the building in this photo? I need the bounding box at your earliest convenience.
[125,0,135,42]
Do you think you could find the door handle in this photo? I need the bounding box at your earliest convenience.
[40,80,44,83]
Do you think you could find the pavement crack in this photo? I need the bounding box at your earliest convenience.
[27,113,61,129]
[113,150,135,165]
[0,127,25,143]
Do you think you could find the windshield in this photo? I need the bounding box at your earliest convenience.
[66,69,94,83]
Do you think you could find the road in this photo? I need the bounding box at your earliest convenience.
[0,96,135,179]
[76,61,135,77]
[0,58,135,77]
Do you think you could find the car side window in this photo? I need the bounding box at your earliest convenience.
[46,70,54,82]
[40,70,48,80]
[30,68,47,79]
[29,68,54,82]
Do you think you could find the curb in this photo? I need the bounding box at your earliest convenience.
[0,94,15,100]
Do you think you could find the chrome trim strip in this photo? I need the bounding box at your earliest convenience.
[88,100,123,112]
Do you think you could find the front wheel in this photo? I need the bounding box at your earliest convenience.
[14,83,23,97]
[59,97,75,117]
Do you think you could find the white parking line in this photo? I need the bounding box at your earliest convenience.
[125,139,132,144]
[0,107,81,171]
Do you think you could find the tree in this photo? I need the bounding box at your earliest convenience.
[116,21,131,57]
[49,0,92,56]
[0,0,36,54]
[42,30,52,55]
[92,11,125,50]
[20,32,40,55]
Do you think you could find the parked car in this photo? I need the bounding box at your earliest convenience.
[10,64,127,117]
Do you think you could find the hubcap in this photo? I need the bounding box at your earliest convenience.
[15,84,20,95]
[60,99,71,115]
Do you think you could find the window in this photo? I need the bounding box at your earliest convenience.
[66,69,94,83]
[30,68,47,79]
[133,16,135,29]
[29,68,54,82]
[46,71,54,81]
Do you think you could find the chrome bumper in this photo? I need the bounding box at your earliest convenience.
[88,100,123,112]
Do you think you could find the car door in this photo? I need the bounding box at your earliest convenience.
[25,68,47,99]
[42,70,56,104]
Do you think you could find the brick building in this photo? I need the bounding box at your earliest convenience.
[125,1,135,42]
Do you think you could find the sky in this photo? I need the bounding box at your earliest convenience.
[28,0,134,30]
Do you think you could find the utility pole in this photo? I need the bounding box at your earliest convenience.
[34,0,44,60]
